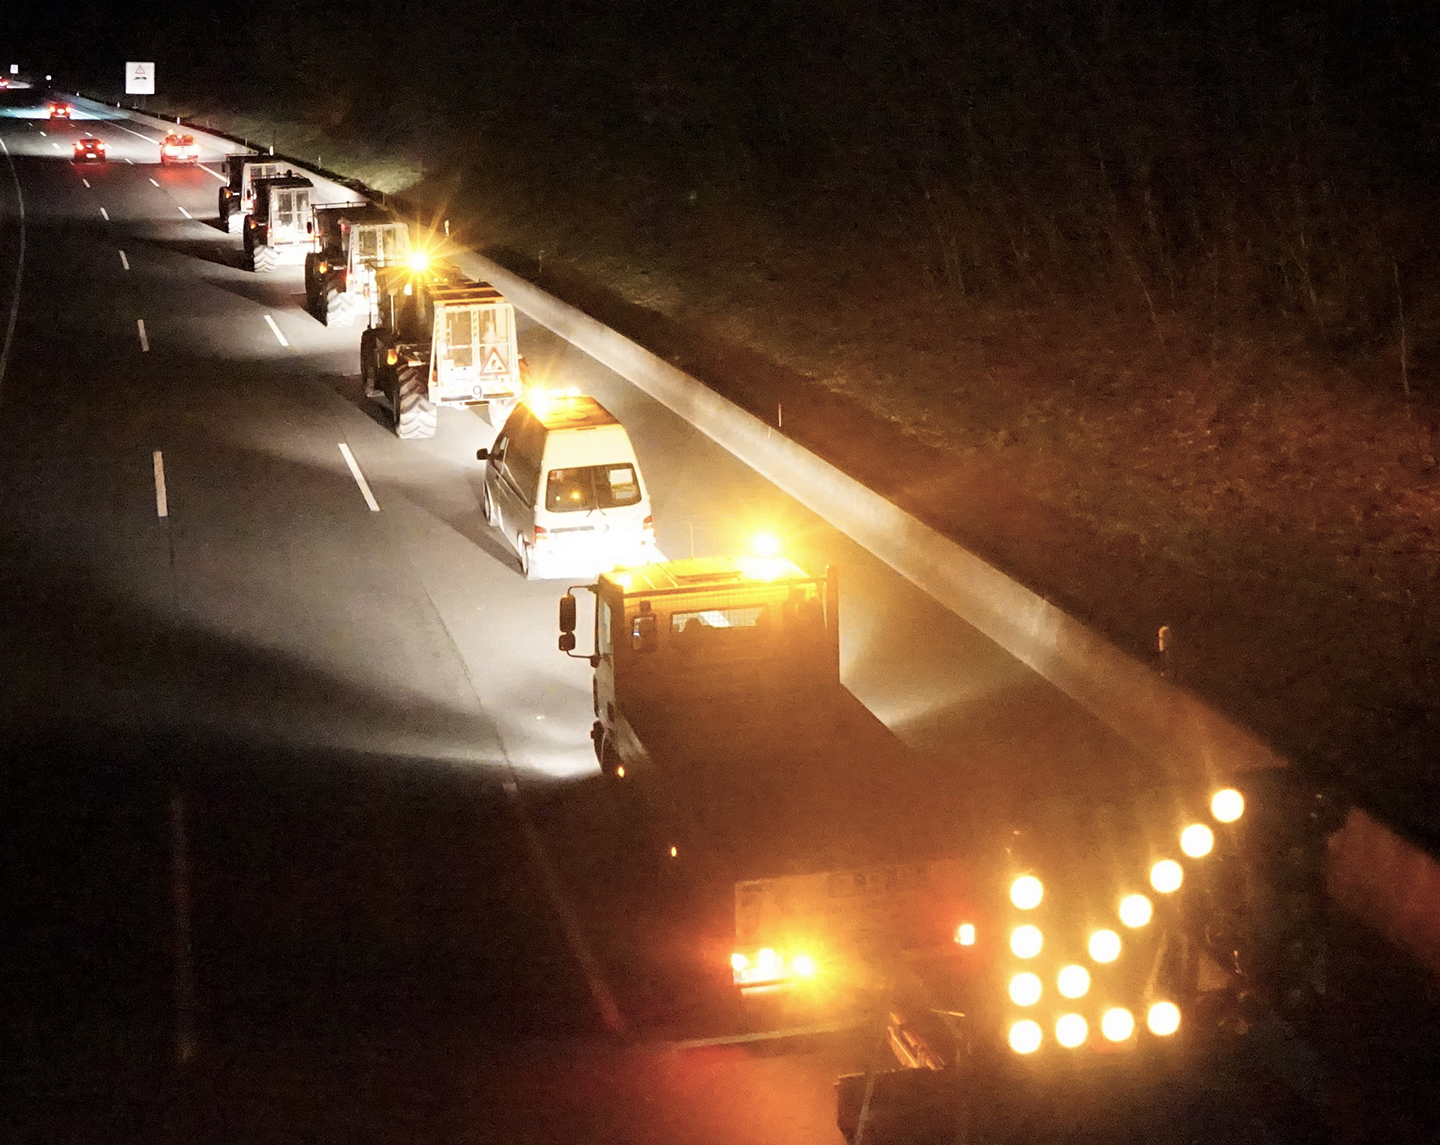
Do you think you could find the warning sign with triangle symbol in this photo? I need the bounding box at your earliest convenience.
[481,346,508,374]
[125,61,155,95]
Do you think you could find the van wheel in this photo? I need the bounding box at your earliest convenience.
[517,534,532,579]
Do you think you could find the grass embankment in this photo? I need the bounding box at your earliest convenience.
[129,67,1440,846]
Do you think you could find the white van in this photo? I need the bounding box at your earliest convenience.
[477,394,658,579]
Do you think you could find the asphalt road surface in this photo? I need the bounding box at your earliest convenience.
[1,90,1433,1145]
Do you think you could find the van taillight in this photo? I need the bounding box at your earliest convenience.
[643,515,655,534]
[533,526,547,537]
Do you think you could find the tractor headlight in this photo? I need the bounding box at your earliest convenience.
[1055,1013,1088,1048]
[1101,1007,1136,1042]
[1057,964,1090,999]
[1151,859,1184,894]
[1087,929,1121,964]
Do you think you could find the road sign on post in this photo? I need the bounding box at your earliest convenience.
[125,62,155,95]
[9,65,17,75]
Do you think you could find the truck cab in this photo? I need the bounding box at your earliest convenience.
[218,156,295,233]
[242,175,314,272]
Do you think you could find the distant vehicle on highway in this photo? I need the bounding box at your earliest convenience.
[72,136,105,162]
[47,102,70,120]
[160,132,198,165]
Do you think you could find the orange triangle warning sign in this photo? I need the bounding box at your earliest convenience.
[481,346,508,374]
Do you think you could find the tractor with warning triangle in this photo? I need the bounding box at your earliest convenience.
[305,202,413,328]
[359,254,525,439]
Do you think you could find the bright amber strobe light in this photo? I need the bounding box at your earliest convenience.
[751,532,781,557]
[1151,859,1184,894]
[1181,824,1215,858]
[1009,1020,1042,1055]
[791,954,817,979]
[1056,1013,1088,1048]
[1147,1002,1181,1036]
[731,952,748,972]
[1211,788,1245,823]
[757,948,780,971]
[405,250,431,272]
[1102,1008,1136,1042]
[1010,925,1043,959]
[1057,964,1090,999]
[1119,894,1153,928]
[1009,972,1042,1006]
[1010,875,1043,910]
[1088,929,1121,963]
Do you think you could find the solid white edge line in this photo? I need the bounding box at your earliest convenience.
[107,121,163,145]
[262,313,289,348]
[177,206,191,219]
[137,318,149,352]
[100,206,109,221]
[0,139,26,407]
[337,443,380,512]
[153,450,168,518]
[118,249,129,271]
[198,164,227,182]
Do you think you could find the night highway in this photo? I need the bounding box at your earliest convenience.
[0,92,1181,1142]
[1,85,1437,1144]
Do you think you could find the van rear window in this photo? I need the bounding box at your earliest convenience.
[545,464,642,512]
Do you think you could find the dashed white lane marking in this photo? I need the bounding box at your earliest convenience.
[118,249,129,271]
[198,164,227,182]
[136,318,149,352]
[124,158,134,165]
[37,130,45,137]
[262,313,289,348]
[177,206,191,219]
[50,142,61,152]
[153,451,168,518]
[81,178,90,188]
[99,206,109,221]
[0,139,25,409]
[337,443,380,512]
[149,177,159,187]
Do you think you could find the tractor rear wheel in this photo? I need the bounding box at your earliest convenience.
[218,191,228,229]
[313,282,329,324]
[394,364,436,439]
[250,241,277,273]
[360,329,379,397]
[326,287,358,328]
[226,203,242,234]
[303,253,319,300]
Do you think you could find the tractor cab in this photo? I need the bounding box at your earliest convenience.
[243,175,314,272]
[219,156,296,232]
[306,203,412,326]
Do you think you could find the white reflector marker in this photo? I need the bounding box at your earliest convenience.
[338,443,380,512]
[118,250,129,271]
[136,318,148,352]
[263,314,289,348]
[152,451,168,518]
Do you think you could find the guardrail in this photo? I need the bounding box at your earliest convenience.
[59,88,1440,979]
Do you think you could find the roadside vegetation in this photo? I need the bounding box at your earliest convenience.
[86,0,1440,840]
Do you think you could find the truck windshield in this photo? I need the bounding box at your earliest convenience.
[545,464,641,512]
[670,606,765,634]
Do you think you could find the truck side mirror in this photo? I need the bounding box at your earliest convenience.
[559,632,576,653]
[559,593,577,634]
[476,447,489,461]
[631,613,658,654]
